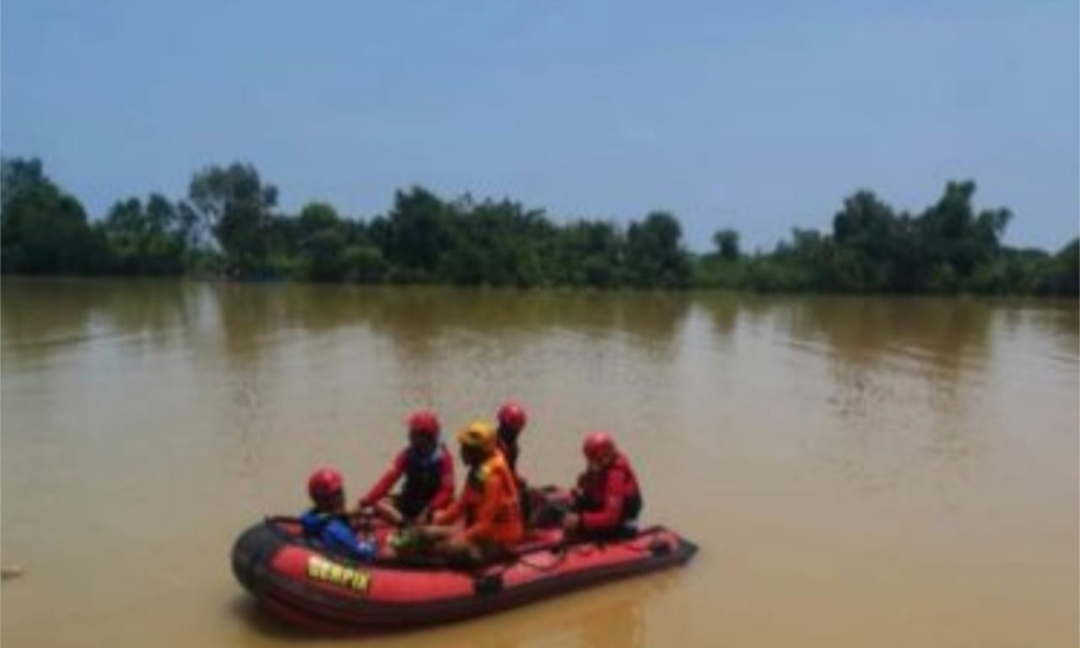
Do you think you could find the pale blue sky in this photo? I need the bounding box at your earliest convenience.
[2,0,1077,252]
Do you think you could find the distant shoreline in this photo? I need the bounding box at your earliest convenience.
[2,158,1077,296]
[3,273,1077,300]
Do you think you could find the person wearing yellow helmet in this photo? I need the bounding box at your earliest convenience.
[422,419,524,564]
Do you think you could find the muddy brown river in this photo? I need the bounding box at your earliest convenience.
[2,279,1076,647]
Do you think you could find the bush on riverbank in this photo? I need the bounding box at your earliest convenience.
[2,157,1076,295]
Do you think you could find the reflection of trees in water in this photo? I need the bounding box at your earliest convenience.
[93,280,196,349]
[207,283,291,477]
[694,292,787,347]
[200,284,694,369]
[209,282,282,368]
[353,289,693,395]
[1046,299,1079,349]
[200,285,693,474]
[1,277,195,363]
[359,290,694,416]
[998,298,1079,365]
[1042,301,1079,364]
[788,297,994,374]
[693,293,740,345]
[784,297,998,491]
[359,288,692,346]
[2,278,100,347]
[787,296,996,394]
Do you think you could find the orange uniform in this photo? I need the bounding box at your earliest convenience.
[435,450,523,546]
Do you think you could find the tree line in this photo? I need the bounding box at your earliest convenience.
[1,157,1076,295]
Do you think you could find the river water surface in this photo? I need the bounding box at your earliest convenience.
[1,279,1076,647]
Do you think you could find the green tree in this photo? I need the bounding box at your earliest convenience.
[554,220,625,287]
[188,163,278,276]
[372,186,449,281]
[625,211,691,288]
[2,155,1075,297]
[1043,238,1079,295]
[713,228,741,261]
[917,181,993,284]
[102,193,189,275]
[343,245,389,283]
[296,202,347,281]
[438,198,554,287]
[830,190,901,291]
[1,157,107,274]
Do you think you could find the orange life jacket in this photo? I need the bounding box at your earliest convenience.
[444,451,524,546]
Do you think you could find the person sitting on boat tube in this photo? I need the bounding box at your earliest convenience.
[422,420,525,564]
[358,409,456,526]
[562,432,643,541]
[301,467,376,561]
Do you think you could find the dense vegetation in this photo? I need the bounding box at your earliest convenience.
[1,157,1076,295]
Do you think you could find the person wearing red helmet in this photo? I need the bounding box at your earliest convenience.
[496,400,538,524]
[562,431,644,540]
[358,409,455,525]
[495,401,528,476]
[300,467,376,561]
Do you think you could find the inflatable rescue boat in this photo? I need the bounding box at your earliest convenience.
[231,515,697,631]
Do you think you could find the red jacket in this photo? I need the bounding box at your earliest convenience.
[574,452,642,531]
[360,445,455,515]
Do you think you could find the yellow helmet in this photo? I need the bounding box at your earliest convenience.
[457,420,497,452]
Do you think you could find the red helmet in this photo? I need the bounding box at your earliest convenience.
[496,401,527,432]
[307,467,344,501]
[407,409,440,439]
[582,431,616,463]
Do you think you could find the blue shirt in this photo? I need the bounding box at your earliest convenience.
[300,509,376,562]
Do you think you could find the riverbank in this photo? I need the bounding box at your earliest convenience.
[3,158,1077,296]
